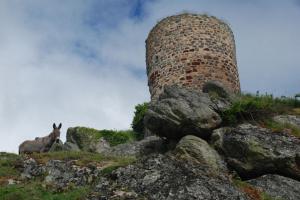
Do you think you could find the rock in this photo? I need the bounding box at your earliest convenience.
[63,142,80,151]
[44,160,101,190]
[174,135,226,172]
[202,80,233,99]
[66,127,110,153]
[211,124,300,180]
[103,136,165,157]
[21,158,45,179]
[49,139,64,152]
[92,138,110,153]
[202,80,233,111]
[91,153,249,200]
[247,174,300,200]
[273,115,300,129]
[144,85,223,140]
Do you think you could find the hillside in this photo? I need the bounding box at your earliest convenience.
[1,84,300,200]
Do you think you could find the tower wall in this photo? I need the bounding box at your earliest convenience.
[146,13,240,99]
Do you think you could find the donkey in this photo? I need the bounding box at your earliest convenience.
[19,123,62,154]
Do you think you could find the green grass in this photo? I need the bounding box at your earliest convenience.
[99,129,137,146]
[221,93,300,125]
[0,182,90,200]
[67,127,137,148]
[131,102,149,138]
[0,152,22,179]
[29,151,136,167]
[261,119,300,138]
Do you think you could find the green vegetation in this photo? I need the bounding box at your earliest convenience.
[29,151,135,166]
[131,102,149,138]
[221,93,300,125]
[261,119,300,137]
[69,127,137,148]
[99,129,137,146]
[0,151,136,199]
[0,152,22,182]
[0,182,89,200]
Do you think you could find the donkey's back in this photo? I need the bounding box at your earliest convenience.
[19,123,62,154]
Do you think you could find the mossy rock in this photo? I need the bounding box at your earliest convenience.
[66,127,136,153]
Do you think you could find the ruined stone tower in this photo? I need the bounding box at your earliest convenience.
[146,13,240,99]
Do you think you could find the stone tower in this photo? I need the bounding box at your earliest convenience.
[146,13,240,99]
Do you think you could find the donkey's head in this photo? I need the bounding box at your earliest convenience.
[51,123,62,142]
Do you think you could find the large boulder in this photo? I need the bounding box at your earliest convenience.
[102,136,165,157]
[144,85,223,140]
[247,174,300,200]
[91,153,249,200]
[211,124,300,180]
[202,80,234,112]
[174,135,226,173]
[66,127,110,153]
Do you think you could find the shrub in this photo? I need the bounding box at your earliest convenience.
[221,93,300,125]
[67,127,137,148]
[131,102,149,138]
[99,129,137,146]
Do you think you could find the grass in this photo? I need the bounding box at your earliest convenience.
[221,93,300,125]
[0,181,90,200]
[260,119,300,138]
[0,152,22,184]
[0,151,136,199]
[28,151,136,167]
[67,127,137,148]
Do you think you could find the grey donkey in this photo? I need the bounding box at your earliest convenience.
[19,123,62,154]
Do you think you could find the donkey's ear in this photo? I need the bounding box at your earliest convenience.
[58,123,62,129]
[53,123,56,129]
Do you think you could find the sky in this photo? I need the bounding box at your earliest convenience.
[0,0,299,152]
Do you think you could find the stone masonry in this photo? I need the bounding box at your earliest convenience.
[146,13,240,100]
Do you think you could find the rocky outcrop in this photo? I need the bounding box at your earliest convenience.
[102,136,165,157]
[20,157,103,190]
[44,160,101,190]
[247,174,300,200]
[144,85,224,140]
[21,158,46,179]
[273,115,300,129]
[91,153,249,200]
[66,127,110,153]
[174,135,226,172]
[49,140,64,152]
[211,124,300,180]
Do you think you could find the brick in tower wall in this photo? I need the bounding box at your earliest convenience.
[146,13,241,100]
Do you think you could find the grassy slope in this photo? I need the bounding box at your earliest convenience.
[0,151,135,200]
[221,94,300,137]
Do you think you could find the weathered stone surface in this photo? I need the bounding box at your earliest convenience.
[63,141,80,151]
[212,124,300,180]
[247,174,300,200]
[21,157,102,190]
[103,136,165,157]
[66,127,110,153]
[44,160,101,190]
[21,158,46,179]
[49,139,64,152]
[144,85,222,140]
[91,153,249,200]
[174,135,226,172]
[273,115,300,129]
[202,80,233,112]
